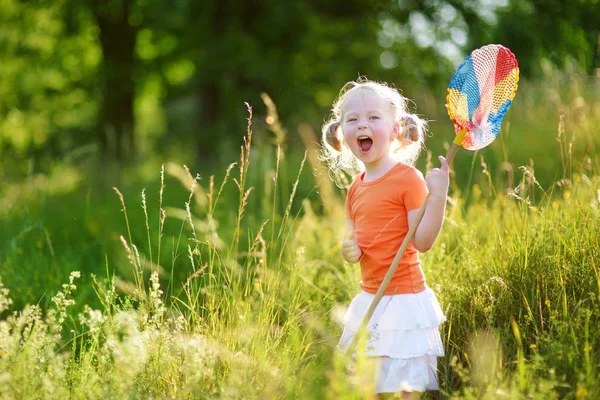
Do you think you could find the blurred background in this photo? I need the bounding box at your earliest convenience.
[1,0,598,171]
[1,0,599,306]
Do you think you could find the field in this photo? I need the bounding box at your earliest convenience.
[1,66,599,399]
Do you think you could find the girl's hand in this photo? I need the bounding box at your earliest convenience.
[341,229,362,264]
[425,156,450,198]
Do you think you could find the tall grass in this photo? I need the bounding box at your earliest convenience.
[1,68,600,398]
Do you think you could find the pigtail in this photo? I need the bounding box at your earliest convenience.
[321,116,357,179]
[400,114,423,144]
[392,113,427,166]
[322,120,344,152]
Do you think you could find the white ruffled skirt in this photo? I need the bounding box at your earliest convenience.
[338,288,446,393]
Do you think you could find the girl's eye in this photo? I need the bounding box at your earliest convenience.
[347,118,357,122]
[370,116,380,120]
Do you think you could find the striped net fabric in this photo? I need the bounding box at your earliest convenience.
[446,44,519,150]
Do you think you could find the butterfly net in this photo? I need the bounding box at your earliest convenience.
[446,44,519,150]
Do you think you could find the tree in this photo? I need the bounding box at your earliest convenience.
[491,0,600,76]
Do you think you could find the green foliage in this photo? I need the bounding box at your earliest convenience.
[3,0,598,170]
[492,0,600,76]
[0,0,477,167]
[0,0,100,167]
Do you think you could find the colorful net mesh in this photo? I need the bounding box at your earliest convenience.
[446,44,519,150]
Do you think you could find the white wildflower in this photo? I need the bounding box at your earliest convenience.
[148,271,166,327]
[49,271,81,329]
[0,278,13,313]
[78,305,106,334]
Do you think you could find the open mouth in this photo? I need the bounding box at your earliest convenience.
[358,136,373,152]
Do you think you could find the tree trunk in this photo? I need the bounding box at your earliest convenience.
[194,0,227,163]
[195,0,262,164]
[91,0,138,162]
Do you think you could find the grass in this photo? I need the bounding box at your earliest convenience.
[1,68,600,398]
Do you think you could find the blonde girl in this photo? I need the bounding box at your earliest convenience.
[322,78,449,398]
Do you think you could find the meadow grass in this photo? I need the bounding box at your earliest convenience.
[1,69,600,399]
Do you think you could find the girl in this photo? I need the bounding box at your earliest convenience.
[322,78,449,398]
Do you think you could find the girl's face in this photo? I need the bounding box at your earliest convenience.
[342,89,399,171]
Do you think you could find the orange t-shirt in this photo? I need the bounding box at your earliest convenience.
[345,162,428,295]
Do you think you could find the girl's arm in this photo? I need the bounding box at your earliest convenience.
[409,156,450,252]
